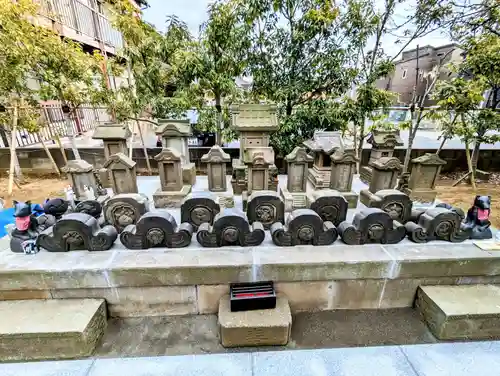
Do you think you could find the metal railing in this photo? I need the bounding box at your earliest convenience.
[39,0,123,50]
[0,104,112,148]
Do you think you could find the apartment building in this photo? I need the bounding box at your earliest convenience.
[376,44,464,106]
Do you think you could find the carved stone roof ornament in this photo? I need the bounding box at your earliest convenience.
[411,153,447,166]
[155,119,192,137]
[303,131,345,154]
[330,149,358,164]
[369,156,402,171]
[103,152,136,169]
[230,104,278,132]
[92,122,132,140]
[61,159,94,173]
[366,129,404,149]
[201,145,231,164]
[285,147,314,163]
[154,148,182,162]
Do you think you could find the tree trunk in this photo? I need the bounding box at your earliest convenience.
[470,141,481,173]
[436,137,447,156]
[215,94,222,146]
[136,118,152,175]
[66,108,80,159]
[356,119,366,173]
[286,99,293,116]
[8,107,18,196]
[4,127,23,180]
[55,134,68,165]
[464,138,476,190]
[128,121,134,158]
[38,132,60,177]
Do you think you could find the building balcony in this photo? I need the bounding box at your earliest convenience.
[37,0,123,55]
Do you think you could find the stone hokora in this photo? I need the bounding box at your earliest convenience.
[197,208,265,247]
[280,146,313,211]
[271,209,338,246]
[338,208,406,245]
[201,145,231,192]
[120,211,193,249]
[102,153,139,194]
[36,213,118,252]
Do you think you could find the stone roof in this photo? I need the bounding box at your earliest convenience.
[369,157,402,170]
[155,119,192,137]
[285,147,313,163]
[330,149,358,164]
[201,145,231,163]
[230,104,278,132]
[61,159,94,173]
[154,148,182,162]
[366,129,404,148]
[103,152,136,169]
[303,131,344,154]
[412,153,446,165]
[243,147,275,165]
[92,123,131,140]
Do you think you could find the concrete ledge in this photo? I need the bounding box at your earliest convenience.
[417,285,500,340]
[0,299,106,361]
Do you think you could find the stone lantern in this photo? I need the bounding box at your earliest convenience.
[92,122,131,160]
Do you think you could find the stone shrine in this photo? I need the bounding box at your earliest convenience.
[102,153,138,194]
[230,104,278,196]
[303,131,344,189]
[280,147,313,211]
[61,159,108,203]
[153,148,192,208]
[201,145,231,192]
[155,119,196,186]
[92,122,131,160]
[360,129,403,183]
[401,153,447,203]
[360,157,401,207]
[329,149,359,208]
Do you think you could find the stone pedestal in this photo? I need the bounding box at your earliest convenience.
[303,131,344,189]
[360,157,401,207]
[218,295,292,347]
[280,147,313,211]
[400,153,446,203]
[329,149,359,208]
[103,153,138,194]
[92,122,131,160]
[153,148,192,208]
[155,119,196,186]
[360,129,403,184]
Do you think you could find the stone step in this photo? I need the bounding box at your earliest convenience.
[416,285,500,340]
[0,299,107,361]
[218,295,292,347]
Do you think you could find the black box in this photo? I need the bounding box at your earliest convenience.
[230,281,277,312]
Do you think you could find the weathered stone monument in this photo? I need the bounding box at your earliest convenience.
[360,157,401,207]
[360,129,403,183]
[201,145,231,192]
[103,193,149,232]
[400,153,447,203]
[155,119,196,186]
[280,147,313,211]
[329,149,359,208]
[303,131,344,189]
[61,159,108,202]
[102,153,138,194]
[230,104,278,196]
[92,122,131,160]
[153,148,192,208]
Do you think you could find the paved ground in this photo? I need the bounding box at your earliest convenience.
[2,341,500,375]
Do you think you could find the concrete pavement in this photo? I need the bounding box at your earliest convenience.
[1,341,499,376]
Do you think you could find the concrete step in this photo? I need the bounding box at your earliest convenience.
[218,295,292,347]
[416,285,500,340]
[0,299,106,361]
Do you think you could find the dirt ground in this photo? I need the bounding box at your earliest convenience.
[1,175,499,228]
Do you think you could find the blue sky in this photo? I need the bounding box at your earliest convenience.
[142,0,452,58]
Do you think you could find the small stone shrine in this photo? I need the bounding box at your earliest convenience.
[230,104,278,196]
[360,157,401,207]
[61,159,108,203]
[102,153,138,194]
[360,129,403,183]
[329,149,359,208]
[92,122,131,160]
[155,119,196,186]
[400,153,446,203]
[280,147,313,211]
[153,148,192,208]
[201,145,231,192]
[303,131,344,189]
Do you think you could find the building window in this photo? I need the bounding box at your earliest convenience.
[437,52,444,57]
[419,70,424,81]
[402,69,407,79]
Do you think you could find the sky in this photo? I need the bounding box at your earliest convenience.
[142,0,453,59]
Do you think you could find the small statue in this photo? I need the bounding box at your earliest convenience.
[463,195,492,239]
[37,198,70,231]
[10,200,41,254]
[93,170,108,197]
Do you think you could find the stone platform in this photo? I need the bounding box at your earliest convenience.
[0,299,106,361]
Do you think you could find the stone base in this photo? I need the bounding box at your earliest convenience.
[215,193,235,209]
[219,295,292,347]
[182,163,196,186]
[0,299,106,361]
[339,191,358,209]
[280,187,307,212]
[405,188,438,204]
[153,186,192,208]
[307,167,330,189]
[359,166,372,185]
[359,189,376,207]
[416,285,500,340]
[231,179,247,195]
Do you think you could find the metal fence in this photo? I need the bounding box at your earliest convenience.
[0,104,112,148]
